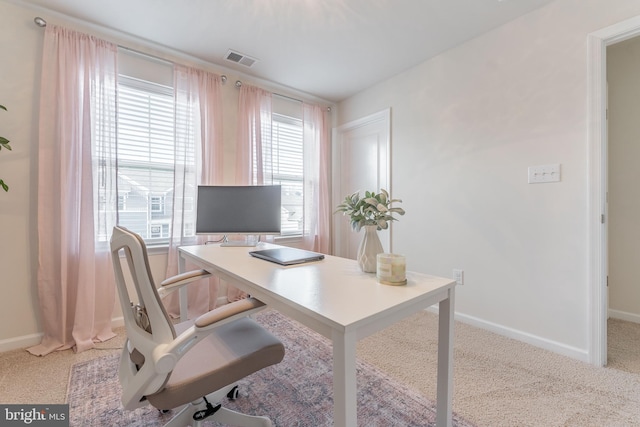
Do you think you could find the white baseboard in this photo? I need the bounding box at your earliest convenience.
[608,309,640,324]
[426,306,590,363]
[0,332,43,353]
[1,297,233,354]
[112,316,125,329]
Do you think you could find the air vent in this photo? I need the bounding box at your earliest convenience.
[224,49,258,68]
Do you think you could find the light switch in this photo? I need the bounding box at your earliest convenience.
[528,164,561,184]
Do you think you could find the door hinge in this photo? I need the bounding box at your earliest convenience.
[601,214,605,224]
[607,276,609,287]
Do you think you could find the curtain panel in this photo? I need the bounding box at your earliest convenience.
[235,85,273,186]
[227,85,273,302]
[163,65,225,318]
[302,103,331,254]
[29,26,118,356]
[231,86,332,304]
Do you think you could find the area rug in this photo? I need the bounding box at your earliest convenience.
[67,311,474,426]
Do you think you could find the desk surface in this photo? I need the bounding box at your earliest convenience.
[178,242,456,427]
[179,243,455,335]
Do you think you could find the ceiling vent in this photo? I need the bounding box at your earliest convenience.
[224,49,258,68]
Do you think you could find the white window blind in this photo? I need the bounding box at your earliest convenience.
[272,113,304,236]
[115,76,175,245]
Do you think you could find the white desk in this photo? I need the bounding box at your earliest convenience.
[178,243,456,427]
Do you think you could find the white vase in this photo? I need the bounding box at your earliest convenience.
[357,225,384,273]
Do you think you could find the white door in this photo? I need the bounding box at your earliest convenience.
[332,109,390,259]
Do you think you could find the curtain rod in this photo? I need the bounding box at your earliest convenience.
[34,16,171,67]
[33,16,230,84]
[34,16,329,109]
[234,81,331,111]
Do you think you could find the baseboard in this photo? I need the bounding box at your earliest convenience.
[426,307,590,363]
[0,332,43,353]
[1,298,233,354]
[111,316,125,329]
[608,309,640,324]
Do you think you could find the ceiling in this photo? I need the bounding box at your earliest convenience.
[18,0,554,102]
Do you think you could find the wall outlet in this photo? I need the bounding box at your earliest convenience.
[453,269,464,286]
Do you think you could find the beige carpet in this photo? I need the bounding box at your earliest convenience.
[1,312,639,426]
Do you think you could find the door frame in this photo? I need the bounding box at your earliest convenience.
[588,15,640,366]
[332,109,391,257]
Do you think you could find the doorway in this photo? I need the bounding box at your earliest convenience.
[588,15,640,366]
[606,36,640,371]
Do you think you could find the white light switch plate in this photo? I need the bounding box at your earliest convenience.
[528,164,561,184]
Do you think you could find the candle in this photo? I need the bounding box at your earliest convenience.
[376,253,407,285]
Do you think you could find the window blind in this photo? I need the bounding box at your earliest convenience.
[272,113,304,236]
[115,76,175,244]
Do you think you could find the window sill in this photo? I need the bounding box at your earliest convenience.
[140,235,303,255]
[274,235,304,247]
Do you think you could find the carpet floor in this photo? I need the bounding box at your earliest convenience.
[2,310,639,426]
[67,310,474,426]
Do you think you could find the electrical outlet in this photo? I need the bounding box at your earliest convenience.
[453,269,464,286]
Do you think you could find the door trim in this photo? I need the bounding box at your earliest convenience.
[332,109,391,257]
[588,15,640,366]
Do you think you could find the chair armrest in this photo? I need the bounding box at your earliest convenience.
[194,297,266,329]
[159,297,268,363]
[157,269,212,297]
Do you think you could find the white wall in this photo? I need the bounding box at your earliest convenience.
[337,0,640,361]
[0,0,331,351]
[607,36,640,323]
[0,1,42,348]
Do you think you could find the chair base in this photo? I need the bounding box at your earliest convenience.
[162,385,272,427]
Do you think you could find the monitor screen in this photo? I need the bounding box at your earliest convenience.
[195,185,282,235]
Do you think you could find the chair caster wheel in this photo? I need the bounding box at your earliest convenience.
[227,385,239,400]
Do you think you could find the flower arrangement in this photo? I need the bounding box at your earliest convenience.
[335,188,405,232]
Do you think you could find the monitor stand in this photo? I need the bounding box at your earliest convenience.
[220,235,260,247]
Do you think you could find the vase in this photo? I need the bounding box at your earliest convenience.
[357,225,384,273]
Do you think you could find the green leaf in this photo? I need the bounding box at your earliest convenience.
[0,105,6,111]
[0,179,8,192]
[336,188,405,232]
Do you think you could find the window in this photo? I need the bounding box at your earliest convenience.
[150,196,164,213]
[114,76,177,244]
[271,113,304,236]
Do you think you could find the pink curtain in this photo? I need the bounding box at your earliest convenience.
[228,85,273,302]
[29,26,118,356]
[163,65,224,318]
[235,85,273,186]
[302,104,331,254]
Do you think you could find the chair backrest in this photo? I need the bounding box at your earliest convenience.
[110,225,176,409]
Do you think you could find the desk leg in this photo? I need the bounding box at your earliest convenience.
[436,288,455,427]
[178,252,188,323]
[332,329,357,427]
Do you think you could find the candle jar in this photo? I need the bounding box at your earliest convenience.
[376,253,407,286]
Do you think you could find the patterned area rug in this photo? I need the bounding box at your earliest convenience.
[67,311,474,426]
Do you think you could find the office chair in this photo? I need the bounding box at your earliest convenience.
[110,225,285,427]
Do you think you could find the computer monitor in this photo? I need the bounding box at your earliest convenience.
[195,185,282,239]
